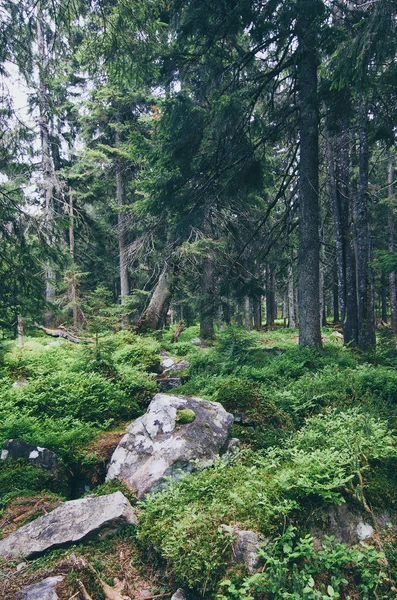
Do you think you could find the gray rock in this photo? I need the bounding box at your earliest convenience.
[190,337,204,346]
[156,377,183,392]
[223,438,241,454]
[16,576,64,600]
[107,394,234,498]
[1,439,60,477]
[310,504,397,547]
[233,530,262,574]
[12,378,29,388]
[161,357,175,369]
[170,360,190,371]
[0,491,137,559]
[171,589,186,600]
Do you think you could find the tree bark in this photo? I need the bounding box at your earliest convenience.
[355,99,375,349]
[288,263,297,328]
[297,0,322,348]
[388,160,397,333]
[244,296,251,331]
[37,5,57,327]
[17,315,24,348]
[325,124,346,321]
[135,264,175,333]
[199,254,215,339]
[115,130,129,329]
[253,296,262,331]
[265,265,275,326]
[68,189,79,330]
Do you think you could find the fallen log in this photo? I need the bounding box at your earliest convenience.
[34,323,94,344]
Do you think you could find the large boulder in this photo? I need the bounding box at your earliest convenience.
[16,576,64,600]
[0,491,137,559]
[106,394,234,498]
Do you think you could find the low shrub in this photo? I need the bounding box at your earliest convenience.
[1,371,137,424]
[112,335,160,371]
[218,526,393,600]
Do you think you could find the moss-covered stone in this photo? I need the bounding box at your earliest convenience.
[176,409,196,424]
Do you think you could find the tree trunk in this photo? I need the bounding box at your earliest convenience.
[253,297,262,331]
[325,124,346,321]
[37,5,57,327]
[116,131,129,329]
[199,207,215,339]
[355,99,375,349]
[388,160,397,333]
[244,296,251,331]
[17,315,24,348]
[135,264,175,333]
[265,265,275,326]
[297,0,322,348]
[333,269,340,323]
[68,189,79,330]
[288,263,297,328]
[200,254,215,339]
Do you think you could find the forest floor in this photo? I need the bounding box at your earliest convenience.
[0,325,397,599]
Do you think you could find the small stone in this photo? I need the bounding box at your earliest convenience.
[233,530,262,574]
[12,378,29,388]
[156,377,183,392]
[161,358,175,369]
[356,520,375,541]
[171,589,186,600]
[171,360,190,371]
[16,575,64,600]
[16,562,26,572]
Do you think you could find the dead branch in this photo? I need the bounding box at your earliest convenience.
[34,322,94,344]
[76,579,93,600]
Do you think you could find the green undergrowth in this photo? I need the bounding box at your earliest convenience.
[139,406,397,595]
[0,332,160,475]
[1,325,397,598]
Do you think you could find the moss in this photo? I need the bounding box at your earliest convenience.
[176,409,196,424]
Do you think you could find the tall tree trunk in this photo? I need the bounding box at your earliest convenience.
[388,160,397,333]
[333,267,340,323]
[135,263,175,333]
[37,7,57,327]
[319,225,325,329]
[265,265,275,326]
[325,124,345,321]
[297,0,322,348]
[244,297,251,331]
[355,99,375,349]
[338,126,359,346]
[116,130,129,329]
[17,315,24,348]
[68,189,79,330]
[199,207,215,339]
[288,263,297,328]
[253,296,262,331]
[200,255,215,339]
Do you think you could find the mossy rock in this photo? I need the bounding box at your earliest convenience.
[176,409,196,424]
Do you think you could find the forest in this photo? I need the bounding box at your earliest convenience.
[1,0,397,599]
